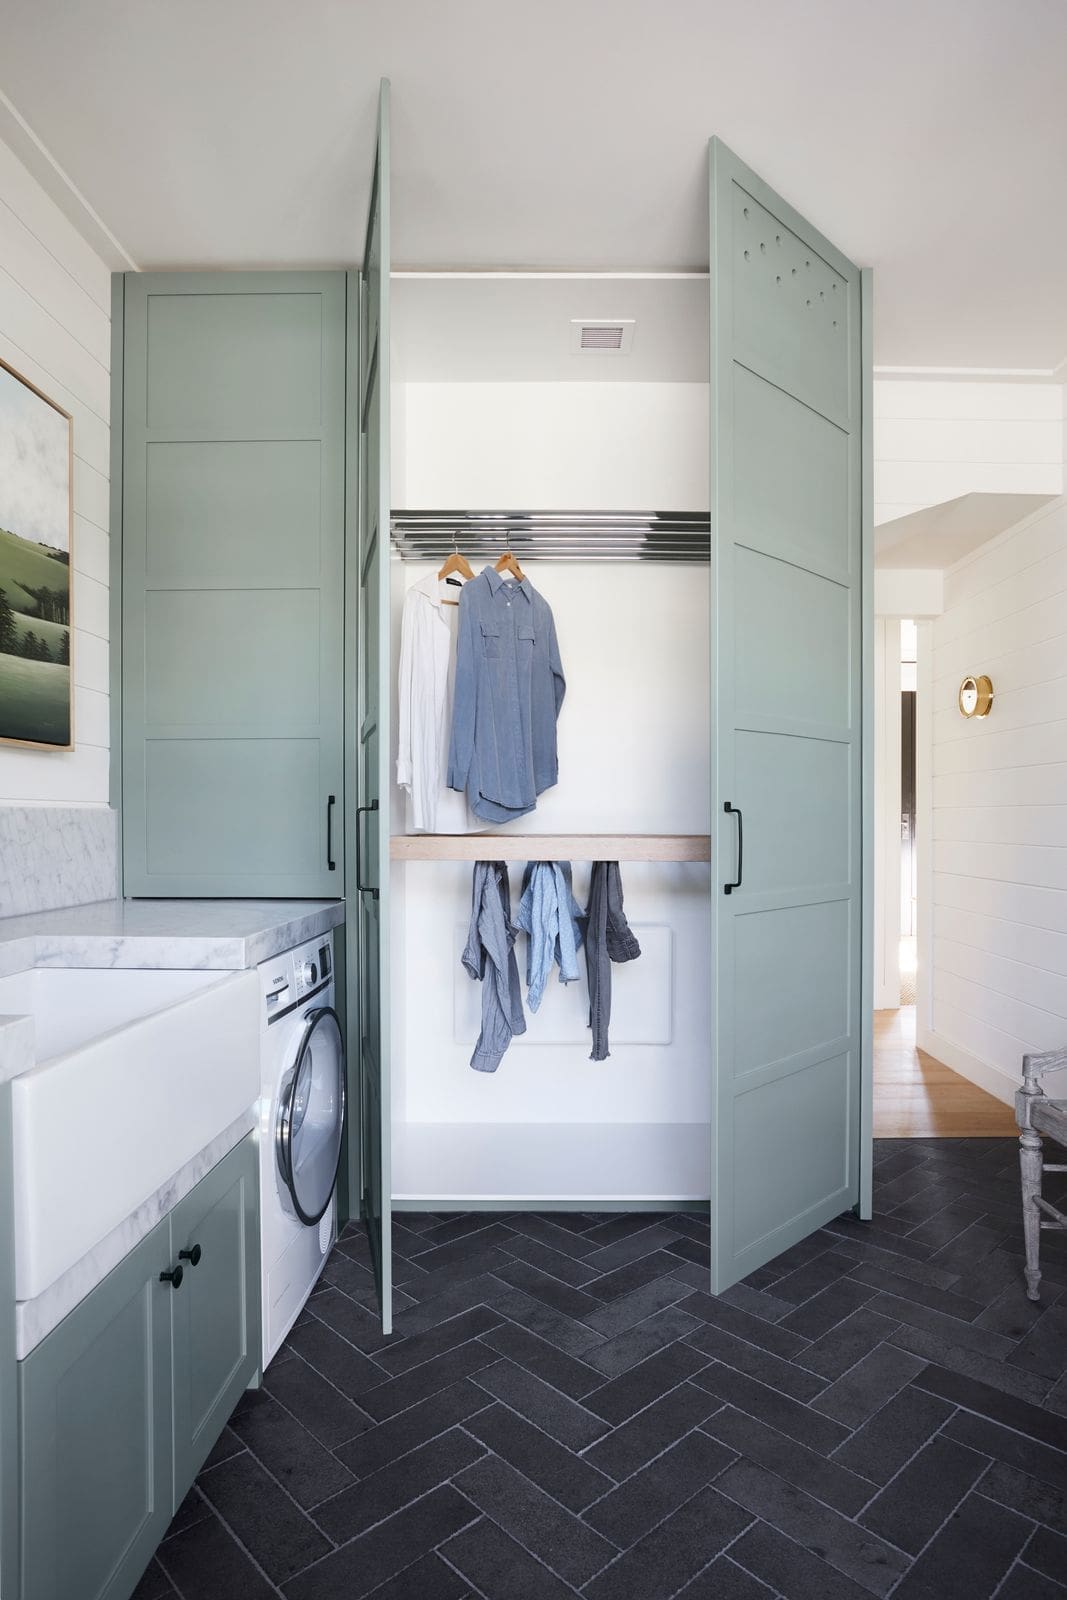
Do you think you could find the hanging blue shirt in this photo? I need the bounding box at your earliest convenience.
[447,568,566,823]
[516,861,584,1011]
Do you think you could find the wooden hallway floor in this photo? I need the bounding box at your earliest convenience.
[874,1009,1018,1139]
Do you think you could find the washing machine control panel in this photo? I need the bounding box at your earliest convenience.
[262,932,334,1021]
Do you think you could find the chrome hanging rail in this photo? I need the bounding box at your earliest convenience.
[390,510,711,564]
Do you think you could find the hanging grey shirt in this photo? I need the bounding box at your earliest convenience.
[582,861,641,1062]
[462,860,526,1072]
[447,568,566,824]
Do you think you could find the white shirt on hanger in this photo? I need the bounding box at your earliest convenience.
[396,570,481,833]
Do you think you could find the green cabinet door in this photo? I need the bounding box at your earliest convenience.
[120,270,347,896]
[708,140,870,1292]
[348,81,393,1332]
[171,1136,260,1496]
[19,1220,174,1600]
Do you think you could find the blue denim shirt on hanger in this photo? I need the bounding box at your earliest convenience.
[447,568,566,823]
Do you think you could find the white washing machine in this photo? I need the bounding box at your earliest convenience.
[258,931,345,1366]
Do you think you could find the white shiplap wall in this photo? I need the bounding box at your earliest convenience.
[0,133,111,807]
[922,495,1067,1099]
[874,378,1063,527]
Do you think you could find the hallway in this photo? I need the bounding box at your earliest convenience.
[874,1009,1018,1139]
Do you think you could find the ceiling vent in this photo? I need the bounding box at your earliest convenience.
[571,318,635,355]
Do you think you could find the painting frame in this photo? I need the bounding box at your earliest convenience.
[0,353,74,753]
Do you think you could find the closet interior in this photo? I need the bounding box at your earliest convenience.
[386,274,715,1210]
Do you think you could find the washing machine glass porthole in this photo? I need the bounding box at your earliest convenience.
[277,1006,345,1227]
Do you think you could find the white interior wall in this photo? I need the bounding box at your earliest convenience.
[920,495,1067,1102]
[0,134,116,912]
[873,378,1063,528]
[389,378,711,1200]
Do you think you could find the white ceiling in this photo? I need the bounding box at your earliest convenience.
[4,0,1067,369]
[874,492,1056,568]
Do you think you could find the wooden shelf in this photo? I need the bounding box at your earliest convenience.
[390,834,710,862]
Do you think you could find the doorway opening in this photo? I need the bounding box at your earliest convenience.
[873,617,1015,1138]
[899,619,917,1006]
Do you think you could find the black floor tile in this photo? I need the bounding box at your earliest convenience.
[691,1362,851,1454]
[1026,1526,1067,1588]
[359,1338,496,1422]
[464,1400,614,1512]
[283,1485,477,1599]
[473,1357,610,1449]
[582,1483,752,1600]
[582,1382,721,1481]
[314,1426,484,1544]
[674,1553,779,1598]
[888,1490,1033,1600]
[130,1559,176,1599]
[581,1427,735,1546]
[728,1519,874,1600]
[262,1350,374,1449]
[371,1304,502,1377]
[684,1317,829,1402]
[480,1316,605,1399]
[584,1339,709,1424]
[914,1362,1067,1450]
[858,1434,988,1554]
[702,1405,875,1516]
[716,1458,909,1596]
[148,1139,1067,1600]
[332,1377,490,1481]
[440,1514,579,1599]
[811,1342,927,1429]
[996,1563,1067,1600]
[979,1459,1067,1527]
[228,1389,356,1510]
[830,1384,955,1486]
[156,1513,279,1600]
[197,1450,331,1582]
[454,1451,617,1585]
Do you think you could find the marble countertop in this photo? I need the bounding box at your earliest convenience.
[0,897,345,1084]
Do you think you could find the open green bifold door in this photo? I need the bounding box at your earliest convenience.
[346,81,393,1331]
[708,139,872,1293]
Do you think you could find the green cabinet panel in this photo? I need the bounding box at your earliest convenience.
[348,82,393,1332]
[18,1135,261,1600]
[120,270,347,897]
[19,1220,174,1600]
[171,1137,260,1493]
[708,139,868,1292]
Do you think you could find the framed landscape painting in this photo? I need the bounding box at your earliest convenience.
[0,356,73,750]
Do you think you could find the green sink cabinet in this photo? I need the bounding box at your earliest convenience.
[171,1136,259,1494]
[18,1135,260,1600]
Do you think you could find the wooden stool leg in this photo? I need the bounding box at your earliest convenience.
[1020,1127,1043,1301]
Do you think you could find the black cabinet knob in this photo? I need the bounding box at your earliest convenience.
[179,1244,202,1267]
[160,1265,184,1289]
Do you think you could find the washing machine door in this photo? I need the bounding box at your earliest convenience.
[276,1006,345,1226]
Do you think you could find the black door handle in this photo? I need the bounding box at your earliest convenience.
[160,1265,184,1290]
[326,794,337,872]
[724,802,743,895]
[179,1244,202,1267]
[356,800,380,901]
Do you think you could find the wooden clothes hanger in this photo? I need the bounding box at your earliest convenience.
[438,532,474,605]
[494,530,525,582]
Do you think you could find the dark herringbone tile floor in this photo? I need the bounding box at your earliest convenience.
[138,1139,1067,1600]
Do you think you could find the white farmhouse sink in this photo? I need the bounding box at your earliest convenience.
[5,965,260,1301]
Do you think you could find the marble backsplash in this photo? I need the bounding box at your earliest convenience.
[0,805,118,917]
